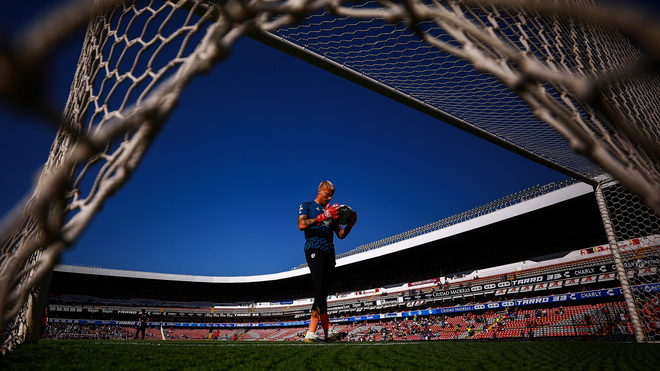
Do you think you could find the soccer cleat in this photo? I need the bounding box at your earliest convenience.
[325,328,340,342]
[304,332,323,343]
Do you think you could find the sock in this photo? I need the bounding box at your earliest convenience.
[320,313,330,335]
[308,310,320,333]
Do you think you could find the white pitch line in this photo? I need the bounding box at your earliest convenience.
[91,341,425,347]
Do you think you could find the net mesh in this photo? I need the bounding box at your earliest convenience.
[596,182,660,342]
[0,0,221,352]
[1,0,659,350]
[272,4,597,174]
[263,0,660,208]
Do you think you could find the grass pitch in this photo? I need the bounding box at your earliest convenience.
[1,340,657,370]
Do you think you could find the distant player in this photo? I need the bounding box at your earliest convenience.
[298,180,357,342]
[135,309,149,340]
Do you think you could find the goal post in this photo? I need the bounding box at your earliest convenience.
[1,0,659,350]
[595,181,660,343]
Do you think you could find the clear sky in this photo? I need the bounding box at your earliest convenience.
[8,0,641,278]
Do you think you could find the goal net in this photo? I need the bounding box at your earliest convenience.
[1,0,659,350]
[596,182,660,343]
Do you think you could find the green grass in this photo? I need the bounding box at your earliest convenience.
[1,340,657,370]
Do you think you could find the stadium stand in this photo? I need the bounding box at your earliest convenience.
[43,239,656,342]
[42,184,658,342]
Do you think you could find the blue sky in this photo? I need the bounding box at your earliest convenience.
[0,1,600,277]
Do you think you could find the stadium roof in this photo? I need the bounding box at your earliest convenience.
[50,182,607,303]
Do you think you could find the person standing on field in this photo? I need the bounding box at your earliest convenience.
[135,309,149,340]
[298,180,357,342]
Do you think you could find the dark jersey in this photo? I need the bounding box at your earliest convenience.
[299,201,335,253]
[138,313,148,327]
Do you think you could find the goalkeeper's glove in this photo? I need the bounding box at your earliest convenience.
[317,203,339,223]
